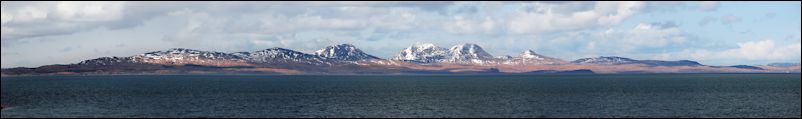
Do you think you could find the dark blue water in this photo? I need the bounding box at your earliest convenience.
[2,74,800,118]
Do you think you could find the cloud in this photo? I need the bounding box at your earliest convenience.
[765,12,776,19]
[1,1,132,40]
[0,1,442,41]
[698,15,747,27]
[443,16,497,34]
[589,22,687,53]
[54,2,125,22]
[1,1,661,42]
[698,16,718,26]
[7,1,794,68]
[507,1,645,34]
[698,1,720,11]
[530,21,692,61]
[721,15,741,25]
[685,40,802,65]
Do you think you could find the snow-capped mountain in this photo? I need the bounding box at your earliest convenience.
[572,56,638,65]
[447,43,494,64]
[637,60,702,66]
[391,43,451,63]
[78,57,136,66]
[78,44,382,67]
[137,48,244,60]
[238,47,329,65]
[572,56,702,66]
[129,48,247,66]
[520,50,552,60]
[391,43,565,65]
[12,42,771,76]
[315,44,380,61]
[495,50,566,65]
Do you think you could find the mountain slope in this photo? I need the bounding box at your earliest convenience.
[498,50,566,65]
[391,43,451,63]
[129,48,249,67]
[390,43,567,65]
[572,56,702,66]
[447,43,494,64]
[239,48,329,65]
[315,44,381,61]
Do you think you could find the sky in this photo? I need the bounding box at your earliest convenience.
[1,1,800,68]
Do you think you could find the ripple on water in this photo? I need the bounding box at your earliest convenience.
[1,74,800,118]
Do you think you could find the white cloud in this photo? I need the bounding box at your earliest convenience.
[54,1,125,22]
[1,1,438,41]
[698,1,720,11]
[11,1,795,68]
[1,12,13,25]
[585,22,687,53]
[684,40,802,65]
[13,6,49,22]
[365,8,419,31]
[1,1,131,40]
[722,40,800,60]
[443,16,497,34]
[508,1,645,34]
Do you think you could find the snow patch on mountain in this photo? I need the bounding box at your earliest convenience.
[315,44,380,61]
[447,43,494,64]
[392,43,451,63]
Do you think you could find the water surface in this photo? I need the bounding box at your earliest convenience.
[2,74,800,118]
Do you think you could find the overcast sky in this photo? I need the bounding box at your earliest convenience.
[1,1,800,68]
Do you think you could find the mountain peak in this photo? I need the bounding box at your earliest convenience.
[520,50,545,59]
[315,44,380,61]
[392,43,450,63]
[77,57,135,66]
[260,47,294,51]
[246,47,328,65]
[334,44,356,48]
[167,48,195,51]
[448,43,493,63]
[413,43,437,48]
[163,48,204,53]
[451,43,481,48]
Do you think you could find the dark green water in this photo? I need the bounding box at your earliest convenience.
[1,74,800,118]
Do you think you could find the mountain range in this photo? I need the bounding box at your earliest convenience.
[2,43,800,75]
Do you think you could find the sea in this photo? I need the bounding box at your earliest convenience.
[2,74,800,118]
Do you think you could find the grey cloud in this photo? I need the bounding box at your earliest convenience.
[1,52,20,56]
[698,1,720,11]
[1,2,174,40]
[444,2,480,15]
[650,21,680,29]
[1,1,449,41]
[641,1,686,13]
[364,1,454,11]
[61,46,76,52]
[543,2,597,14]
[698,16,717,26]
[721,15,741,25]
[765,12,776,19]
